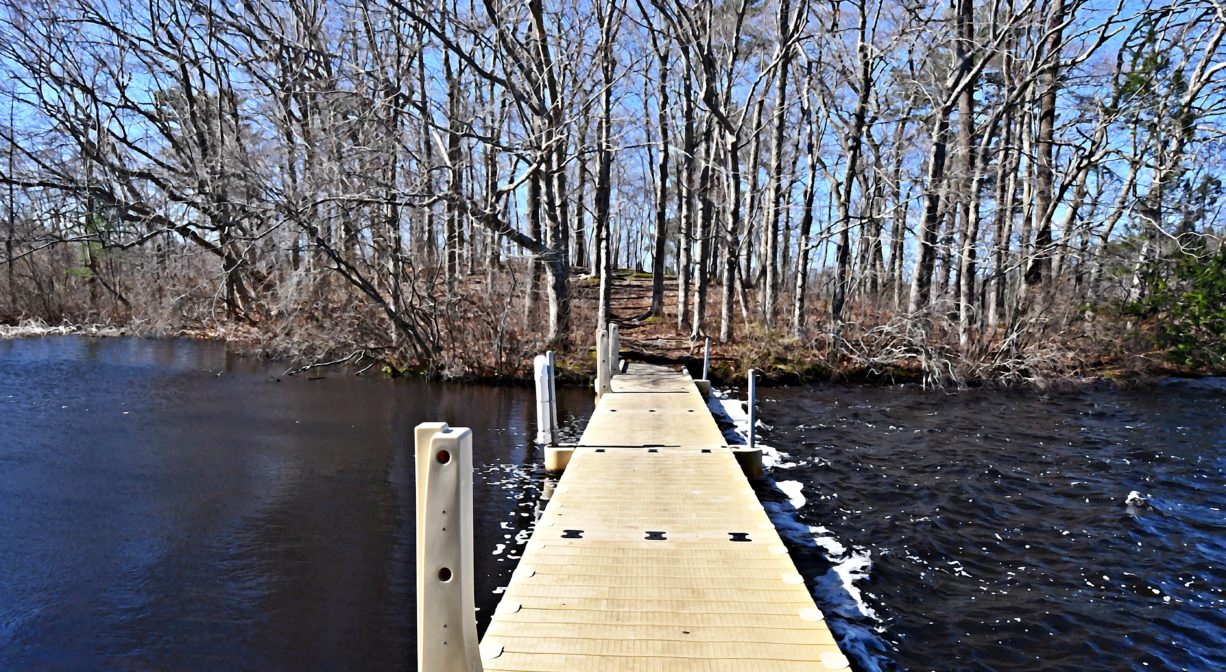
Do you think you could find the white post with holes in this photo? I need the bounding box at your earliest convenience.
[534,355,555,445]
[415,423,483,672]
[608,323,620,375]
[595,327,611,399]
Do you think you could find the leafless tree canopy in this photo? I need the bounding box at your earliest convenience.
[1,0,1223,381]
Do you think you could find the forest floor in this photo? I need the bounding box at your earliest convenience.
[561,270,941,387]
[574,271,800,386]
[556,268,1198,389]
[2,267,1201,388]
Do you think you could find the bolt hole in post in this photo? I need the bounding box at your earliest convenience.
[437,567,453,582]
[436,449,451,464]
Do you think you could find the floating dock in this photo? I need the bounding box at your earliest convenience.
[473,363,850,671]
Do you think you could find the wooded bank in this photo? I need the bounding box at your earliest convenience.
[1,0,1223,385]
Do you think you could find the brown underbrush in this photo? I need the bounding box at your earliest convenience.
[1,255,1195,388]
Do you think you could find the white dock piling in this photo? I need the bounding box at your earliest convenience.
[414,423,483,672]
[546,350,559,437]
[747,368,757,450]
[534,355,555,445]
[542,351,574,472]
[595,327,611,399]
[694,336,713,400]
[608,323,620,374]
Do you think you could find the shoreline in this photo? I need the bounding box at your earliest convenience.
[0,320,127,340]
[3,318,1212,390]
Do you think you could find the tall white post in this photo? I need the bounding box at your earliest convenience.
[595,327,611,399]
[546,350,559,437]
[747,369,757,450]
[608,323,620,375]
[702,337,711,381]
[415,423,483,672]
[534,355,555,445]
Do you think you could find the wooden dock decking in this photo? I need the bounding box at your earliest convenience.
[477,363,850,671]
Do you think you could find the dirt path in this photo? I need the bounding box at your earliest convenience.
[595,271,716,368]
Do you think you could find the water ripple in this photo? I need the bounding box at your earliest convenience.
[759,379,1226,671]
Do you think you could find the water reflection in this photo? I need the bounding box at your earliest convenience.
[0,336,591,670]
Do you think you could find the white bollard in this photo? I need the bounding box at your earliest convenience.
[747,368,757,450]
[546,350,559,437]
[609,323,620,374]
[595,327,611,399]
[414,423,483,672]
[702,336,711,381]
[534,355,555,445]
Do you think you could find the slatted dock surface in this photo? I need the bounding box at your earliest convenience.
[479,364,849,671]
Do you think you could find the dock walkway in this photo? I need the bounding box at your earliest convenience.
[477,363,849,671]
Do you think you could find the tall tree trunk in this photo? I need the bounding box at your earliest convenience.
[527,163,544,318]
[416,27,436,264]
[954,0,979,347]
[908,110,951,313]
[691,127,714,339]
[888,106,913,309]
[744,100,765,292]
[832,2,872,325]
[444,49,463,288]
[576,111,590,270]
[594,0,616,328]
[5,102,14,316]
[719,126,742,343]
[573,166,587,270]
[763,0,796,327]
[857,170,885,300]
[677,65,696,331]
[649,40,670,317]
[1012,106,1035,318]
[792,90,818,338]
[1025,0,1067,288]
[987,109,1019,328]
[527,0,572,344]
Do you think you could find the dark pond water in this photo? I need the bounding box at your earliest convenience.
[755,381,1226,672]
[0,336,591,670]
[2,337,1223,671]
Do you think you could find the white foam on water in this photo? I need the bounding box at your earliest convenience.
[776,480,807,509]
[763,496,888,671]
[763,496,878,622]
[710,389,892,671]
